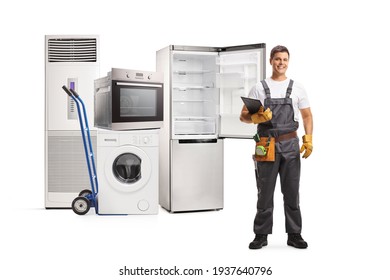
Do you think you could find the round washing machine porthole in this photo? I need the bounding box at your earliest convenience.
[112,153,142,184]
[104,145,152,193]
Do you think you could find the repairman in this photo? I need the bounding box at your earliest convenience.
[240,45,313,249]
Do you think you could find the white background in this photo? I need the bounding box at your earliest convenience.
[1,0,389,279]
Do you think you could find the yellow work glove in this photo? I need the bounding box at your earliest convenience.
[300,134,313,158]
[251,106,272,124]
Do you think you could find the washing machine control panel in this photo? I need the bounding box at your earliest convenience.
[122,134,158,147]
[98,130,159,147]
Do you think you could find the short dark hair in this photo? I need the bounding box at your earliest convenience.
[270,45,290,59]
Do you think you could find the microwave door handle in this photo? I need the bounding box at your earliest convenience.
[116,82,162,88]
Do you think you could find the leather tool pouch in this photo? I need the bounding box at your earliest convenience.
[254,137,275,162]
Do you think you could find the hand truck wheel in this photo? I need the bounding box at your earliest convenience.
[79,189,92,197]
[71,196,91,215]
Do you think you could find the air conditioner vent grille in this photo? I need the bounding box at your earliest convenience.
[48,38,97,62]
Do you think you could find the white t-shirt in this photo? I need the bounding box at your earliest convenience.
[248,77,310,121]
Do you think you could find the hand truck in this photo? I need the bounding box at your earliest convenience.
[62,85,98,215]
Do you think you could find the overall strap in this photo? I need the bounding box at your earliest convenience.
[286,79,294,98]
[261,80,271,99]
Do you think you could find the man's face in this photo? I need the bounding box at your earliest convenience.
[270,51,289,76]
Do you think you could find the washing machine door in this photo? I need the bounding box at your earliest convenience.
[105,145,152,193]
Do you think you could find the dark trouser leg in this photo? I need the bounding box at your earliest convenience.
[253,155,280,234]
[279,138,302,233]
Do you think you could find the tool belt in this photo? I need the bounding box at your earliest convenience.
[253,131,297,162]
[275,131,297,142]
[254,137,275,162]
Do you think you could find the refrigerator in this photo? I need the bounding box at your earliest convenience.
[156,44,266,212]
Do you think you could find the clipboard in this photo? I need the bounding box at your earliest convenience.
[241,97,263,114]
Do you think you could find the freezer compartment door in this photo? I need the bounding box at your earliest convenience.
[217,46,266,138]
[170,139,223,212]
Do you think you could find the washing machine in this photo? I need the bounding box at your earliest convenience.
[97,129,159,214]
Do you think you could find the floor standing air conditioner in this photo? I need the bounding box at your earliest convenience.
[45,35,99,208]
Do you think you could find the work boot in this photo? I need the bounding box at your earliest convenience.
[249,234,268,249]
[287,233,308,249]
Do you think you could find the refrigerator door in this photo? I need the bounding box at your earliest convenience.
[217,44,266,138]
[170,139,223,212]
[171,50,219,140]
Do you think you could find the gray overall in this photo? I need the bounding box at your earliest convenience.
[254,79,302,234]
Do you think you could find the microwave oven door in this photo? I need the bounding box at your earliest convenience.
[111,81,163,130]
[217,44,266,139]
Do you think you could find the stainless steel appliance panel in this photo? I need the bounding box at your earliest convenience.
[156,46,172,210]
[170,139,223,212]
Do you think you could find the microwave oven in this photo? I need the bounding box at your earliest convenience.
[94,68,163,130]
